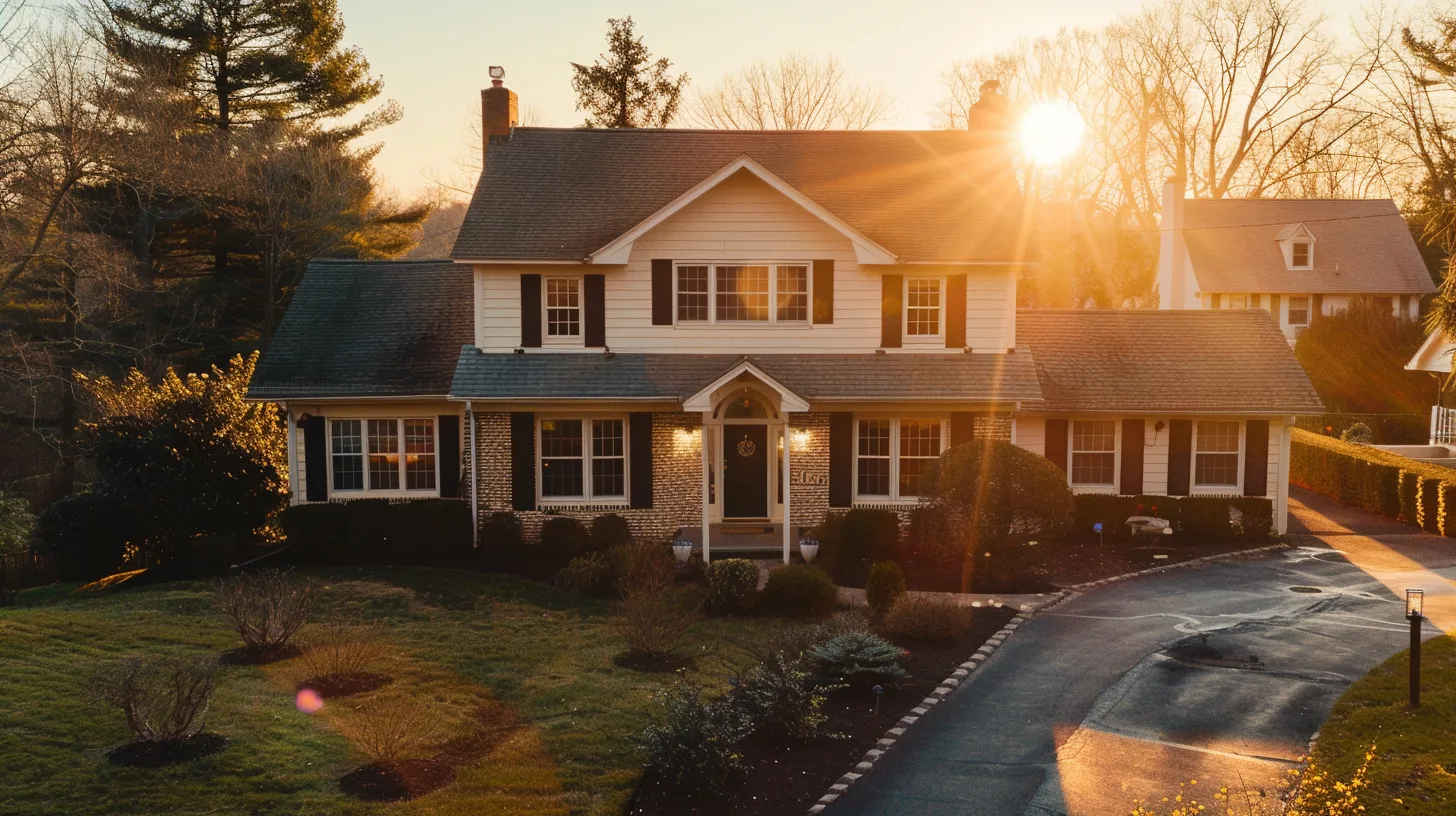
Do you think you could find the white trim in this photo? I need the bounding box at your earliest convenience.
[542,274,584,346]
[851,415,947,502]
[589,155,898,265]
[325,416,442,498]
[535,415,629,504]
[903,275,945,342]
[284,403,299,505]
[683,360,811,413]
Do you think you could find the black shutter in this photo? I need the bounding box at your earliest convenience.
[303,415,328,501]
[828,412,853,508]
[1244,420,1270,497]
[630,413,653,509]
[1312,293,1324,322]
[520,274,542,348]
[813,259,835,324]
[1168,419,1193,496]
[1044,418,1068,473]
[584,274,606,347]
[946,274,967,349]
[439,414,461,498]
[510,412,535,511]
[881,274,902,349]
[950,412,976,447]
[651,259,673,325]
[1120,419,1144,495]
[1211,294,1222,309]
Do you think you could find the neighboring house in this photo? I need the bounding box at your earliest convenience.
[249,76,1323,559]
[1405,330,1456,444]
[1156,178,1435,341]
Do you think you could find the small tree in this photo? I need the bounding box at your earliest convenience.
[92,656,220,743]
[0,493,34,554]
[1297,295,1430,422]
[215,569,315,656]
[570,17,688,128]
[920,440,1075,590]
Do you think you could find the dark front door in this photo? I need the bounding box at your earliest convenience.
[723,424,769,518]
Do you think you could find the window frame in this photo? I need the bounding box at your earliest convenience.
[1068,419,1119,491]
[671,261,813,326]
[535,414,629,504]
[903,276,944,341]
[1192,419,1243,492]
[542,274,583,345]
[326,417,440,497]
[1287,295,1311,328]
[852,416,946,503]
[1290,240,1312,269]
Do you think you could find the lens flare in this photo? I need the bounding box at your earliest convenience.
[296,688,325,714]
[1019,100,1087,166]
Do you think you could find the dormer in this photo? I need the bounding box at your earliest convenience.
[1277,223,1315,270]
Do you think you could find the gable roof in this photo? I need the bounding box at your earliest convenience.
[249,260,472,400]
[452,128,1024,264]
[1181,199,1435,295]
[1017,310,1324,414]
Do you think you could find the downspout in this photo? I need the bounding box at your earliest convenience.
[282,401,296,505]
[467,400,478,548]
[1276,417,1293,536]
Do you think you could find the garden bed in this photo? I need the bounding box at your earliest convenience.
[1029,534,1278,588]
[626,605,1016,816]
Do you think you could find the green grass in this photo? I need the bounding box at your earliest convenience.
[1311,635,1456,815]
[0,568,797,815]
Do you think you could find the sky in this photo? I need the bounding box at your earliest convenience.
[338,0,1374,199]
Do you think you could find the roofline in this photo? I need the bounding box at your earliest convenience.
[448,395,676,402]
[452,258,589,265]
[682,359,811,412]
[245,393,453,403]
[452,257,1040,267]
[1023,408,1321,416]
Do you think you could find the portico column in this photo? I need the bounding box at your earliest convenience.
[701,416,712,564]
[782,420,792,565]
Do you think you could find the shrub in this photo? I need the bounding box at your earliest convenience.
[588,513,634,553]
[342,499,396,565]
[864,561,905,617]
[705,559,759,615]
[1399,470,1420,525]
[0,492,34,554]
[759,564,838,618]
[553,551,613,596]
[752,610,871,663]
[611,541,676,596]
[612,585,702,657]
[738,651,837,740]
[1340,422,1374,444]
[807,631,909,686]
[280,503,347,564]
[1443,483,1456,540]
[824,508,900,585]
[880,594,976,641]
[1229,498,1274,541]
[299,623,390,681]
[1179,498,1237,541]
[34,492,129,581]
[91,655,219,742]
[634,679,754,795]
[901,504,960,572]
[1291,429,1422,521]
[478,512,524,567]
[391,499,472,566]
[1419,475,1444,534]
[337,695,442,765]
[215,569,315,653]
[540,516,591,565]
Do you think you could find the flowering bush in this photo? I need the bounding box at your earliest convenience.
[1129,747,1373,816]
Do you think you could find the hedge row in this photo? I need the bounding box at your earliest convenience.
[1290,428,1456,536]
[1071,494,1274,543]
[280,499,473,566]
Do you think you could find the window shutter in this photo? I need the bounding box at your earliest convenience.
[1311,294,1323,322]
[584,274,606,347]
[812,259,835,324]
[946,274,967,349]
[1244,420,1270,497]
[303,415,328,501]
[630,413,653,509]
[520,274,542,348]
[1044,418,1068,473]
[510,412,535,511]
[1211,294,1222,309]
[881,274,902,349]
[439,415,461,498]
[950,412,976,447]
[651,260,673,325]
[828,412,853,508]
[1271,294,1281,321]
[1250,294,1262,310]
[1120,419,1144,495]
[1168,419,1193,496]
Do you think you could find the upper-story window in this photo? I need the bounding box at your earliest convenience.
[1291,241,1311,268]
[906,277,942,338]
[545,276,581,339]
[674,262,810,324]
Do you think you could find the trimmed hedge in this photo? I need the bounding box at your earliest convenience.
[282,499,471,566]
[1291,428,1456,535]
[819,508,901,586]
[1070,494,1272,543]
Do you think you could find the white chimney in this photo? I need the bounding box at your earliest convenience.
[1156,176,1187,309]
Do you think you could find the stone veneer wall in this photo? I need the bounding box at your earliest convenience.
[788,413,832,533]
[976,413,1013,441]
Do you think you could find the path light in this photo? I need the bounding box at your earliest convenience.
[872,684,884,717]
[1407,588,1424,708]
[1093,522,1103,546]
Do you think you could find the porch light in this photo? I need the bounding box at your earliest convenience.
[791,429,811,452]
[674,427,701,452]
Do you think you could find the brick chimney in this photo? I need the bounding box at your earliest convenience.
[481,66,518,161]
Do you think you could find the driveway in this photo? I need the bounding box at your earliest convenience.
[833,489,1454,816]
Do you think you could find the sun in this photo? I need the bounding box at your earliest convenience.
[1019,100,1087,166]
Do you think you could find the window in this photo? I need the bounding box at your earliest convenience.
[855,417,943,500]
[1195,421,1241,488]
[539,418,626,501]
[674,262,812,324]
[1291,241,1311,268]
[1288,296,1310,327]
[328,418,436,494]
[545,277,580,338]
[906,278,942,337]
[1227,294,1248,310]
[1071,420,1116,486]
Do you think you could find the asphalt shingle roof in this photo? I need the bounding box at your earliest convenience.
[1016,310,1325,414]
[1181,199,1435,295]
[451,128,1024,263]
[249,260,473,400]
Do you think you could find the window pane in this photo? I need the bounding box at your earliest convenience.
[1072,421,1116,452]
[546,277,580,337]
[1072,453,1116,485]
[857,419,892,496]
[716,265,770,321]
[331,420,363,491]
[1288,296,1310,326]
[858,419,890,456]
[677,265,708,322]
[906,278,941,336]
[1292,243,1309,266]
[541,458,584,497]
[897,419,941,497]
[1195,422,1241,487]
[541,419,584,498]
[857,457,890,497]
[592,458,625,498]
[1197,422,1240,453]
[405,419,435,490]
[1071,420,1116,485]
[776,265,808,322]
[368,419,400,490]
[592,419,624,457]
[540,419,583,458]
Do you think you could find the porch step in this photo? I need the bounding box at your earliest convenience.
[674,524,809,552]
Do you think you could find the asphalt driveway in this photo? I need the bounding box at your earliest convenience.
[833,490,1451,816]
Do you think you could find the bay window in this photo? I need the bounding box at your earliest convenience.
[1194,421,1241,488]
[329,418,437,493]
[855,417,944,500]
[1070,420,1116,487]
[674,262,812,324]
[539,417,626,501]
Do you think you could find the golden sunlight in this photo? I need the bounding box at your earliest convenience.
[1019,100,1087,166]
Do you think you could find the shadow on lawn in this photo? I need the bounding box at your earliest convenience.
[107,733,228,768]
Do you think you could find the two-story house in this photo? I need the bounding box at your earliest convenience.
[248,75,1323,560]
[1156,177,1435,340]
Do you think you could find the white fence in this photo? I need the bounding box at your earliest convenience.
[1431,405,1456,445]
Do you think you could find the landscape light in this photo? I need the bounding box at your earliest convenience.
[1406,588,1424,618]
[1406,588,1425,708]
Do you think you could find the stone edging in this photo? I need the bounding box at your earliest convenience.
[806,612,1029,814]
[1062,542,1291,592]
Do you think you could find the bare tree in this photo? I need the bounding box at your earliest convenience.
[687,53,893,130]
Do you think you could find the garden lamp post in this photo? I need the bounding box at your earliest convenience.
[1406,588,1424,708]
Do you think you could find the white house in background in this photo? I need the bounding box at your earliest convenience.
[1157,178,1435,341]
[1406,330,1456,444]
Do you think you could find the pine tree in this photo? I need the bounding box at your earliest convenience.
[571,17,688,129]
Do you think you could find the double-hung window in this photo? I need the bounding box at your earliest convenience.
[905,278,942,338]
[1194,421,1241,489]
[329,418,437,493]
[539,418,626,502]
[1070,420,1116,487]
[1291,241,1311,268]
[674,263,811,324]
[855,417,943,501]
[544,276,580,340]
[1287,296,1310,328]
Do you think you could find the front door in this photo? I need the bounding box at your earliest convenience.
[722,425,769,518]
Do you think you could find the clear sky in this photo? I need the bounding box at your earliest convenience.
[338,0,1372,199]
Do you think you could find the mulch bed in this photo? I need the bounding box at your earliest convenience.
[339,759,456,802]
[107,733,228,767]
[1029,536,1274,588]
[626,605,1016,816]
[299,672,392,699]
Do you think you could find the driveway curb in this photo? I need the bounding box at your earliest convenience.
[806,610,1031,814]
